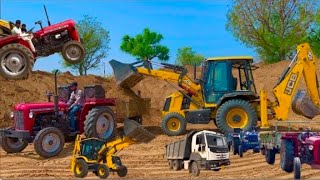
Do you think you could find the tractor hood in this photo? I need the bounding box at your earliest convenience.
[14,102,68,112]
[305,135,320,144]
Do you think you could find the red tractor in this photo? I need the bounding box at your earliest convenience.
[280,129,320,179]
[0,71,117,158]
[0,5,85,79]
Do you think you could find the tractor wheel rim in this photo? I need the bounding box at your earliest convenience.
[167,118,181,132]
[76,164,82,174]
[99,167,105,176]
[226,108,249,128]
[6,137,24,149]
[1,51,26,76]
[66,45,81,61]
[96,113,114,139]
[42,133,61,153]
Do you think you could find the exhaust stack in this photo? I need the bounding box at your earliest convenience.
[54,70,59,117]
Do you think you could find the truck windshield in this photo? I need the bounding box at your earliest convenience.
[206,134,228,148]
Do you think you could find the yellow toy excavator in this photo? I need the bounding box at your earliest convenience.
[70,119,155,179]
[110,43,320,136]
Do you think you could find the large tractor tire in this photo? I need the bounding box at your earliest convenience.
[0,136,28,153]
[216,99,257,134]
[265,149,276,165]
[161,112,187,136]
[84,106,117,141]
[74,159,88,178]
[280,139,294,173]
[0,43,34,79]
[293,157,301,179]
[62,40,85,64]
[33,127,65,158]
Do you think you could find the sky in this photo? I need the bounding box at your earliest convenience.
[1,0,256,76]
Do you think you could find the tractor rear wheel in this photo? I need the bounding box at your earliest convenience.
[33,127,65,158]
[74,159,88,178]
[280,139,294,173]
[84,106,117,141]
[293,157,301,179]
[265,149,276,164]
[0,136,28,153]
[97,164,109,179]
[216,99,257,133]
[0,43,34,79]
[117,166,128,177]
[161,112,187,136]
[62,40,85,64]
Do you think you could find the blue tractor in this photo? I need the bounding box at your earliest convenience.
[228,128,260,157]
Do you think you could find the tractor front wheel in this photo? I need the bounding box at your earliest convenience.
[239,145,243,157]
[0,136,28,153]
[62,40,85,64]
[294,157,301,179]
[33,127,65,158]
[117,166,128,177]
[84,106,117,141]
[280,139,294,173]
[161,113,187,136]
[216,99,257,133]
[265,149,276,165]
[74,159,88,178]
[97,164,110,179]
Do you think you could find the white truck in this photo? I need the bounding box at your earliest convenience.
[165,130,230,176]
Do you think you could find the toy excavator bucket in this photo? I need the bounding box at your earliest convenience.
[292,90,320,119]
[123,118,155,143]
[109,59,144,88]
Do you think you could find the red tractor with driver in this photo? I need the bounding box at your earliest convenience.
[0,71,117,158]
[0,5,85,80]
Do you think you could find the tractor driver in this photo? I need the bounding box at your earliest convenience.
[11,20,36,53]
[67,82,84,132]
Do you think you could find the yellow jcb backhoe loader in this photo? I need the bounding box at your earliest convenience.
[0,19,14,37]
[109,43,320,136]
[70,119,155,179]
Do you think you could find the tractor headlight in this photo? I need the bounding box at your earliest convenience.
[309,145,314,150]
[10,112,14,118]
[29,112,34,118]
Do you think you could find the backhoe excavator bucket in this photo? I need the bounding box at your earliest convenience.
[292,90,320,119]
[109,59,144,88]
[123,118,155,143]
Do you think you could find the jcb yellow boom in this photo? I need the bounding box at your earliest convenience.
[71,119,155,179]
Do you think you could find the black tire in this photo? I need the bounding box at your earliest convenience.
[33,127,65,158]
[117,166,128,177]
[168,160,173,169]
[62,40,85,64]
[293,157,301,179]
[73,159,88,178]
[191,161,200,176]
[97,164,109,179]
[0,43,34,79]
[0,136,28,153]
[161,112,187,136]
[216,99,257,134]
[265,149,276,165]
[172,159,181,171]
[253,147,260,153]
[280,139,294,173]
[84,106,117,141]
[239,145,243,157]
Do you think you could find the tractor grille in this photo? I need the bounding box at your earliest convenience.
[14,111,24,130]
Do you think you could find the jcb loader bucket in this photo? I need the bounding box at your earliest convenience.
[123,118,155,143]
[292,90,320,119]
[109,59,144,88]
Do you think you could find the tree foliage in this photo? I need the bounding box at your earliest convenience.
[62,15,110,75]
[226,0,319,63]
[176,47,205,66]
[120,28,169,62]
[308,15,320,56]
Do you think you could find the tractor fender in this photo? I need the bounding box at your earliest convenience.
[216,92,259,107]
[189,153,203,161]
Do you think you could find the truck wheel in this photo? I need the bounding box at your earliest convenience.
[0,43,34,79]
[33,127,65,158]
[74,159,88,178]
[216,99,257,133]
[84,106,117,141]
[293,157,301,179]
[62,40,85,64]
[117,166,128,177]
[280,139,294,173]
[0,136,28,153]
[191,161,200,176]
[161,113,187,136]
[265,149,276,165]
[168,160,173,169]
[97,164,109,179]
[172,159,181,171]
[239,145,243,157]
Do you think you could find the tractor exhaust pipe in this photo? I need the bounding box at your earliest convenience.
[43,5,51,26]
[54,70,59,117]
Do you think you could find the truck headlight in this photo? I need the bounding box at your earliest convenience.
[309,145,314,150]
[29,112,34,118]
[10,112,14,118]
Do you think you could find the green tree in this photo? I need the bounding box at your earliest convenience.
[226,0,319,63]
[176,47,205,66]
[62,15,110,75]
[120,28,169,62]
[308,15,320,56]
